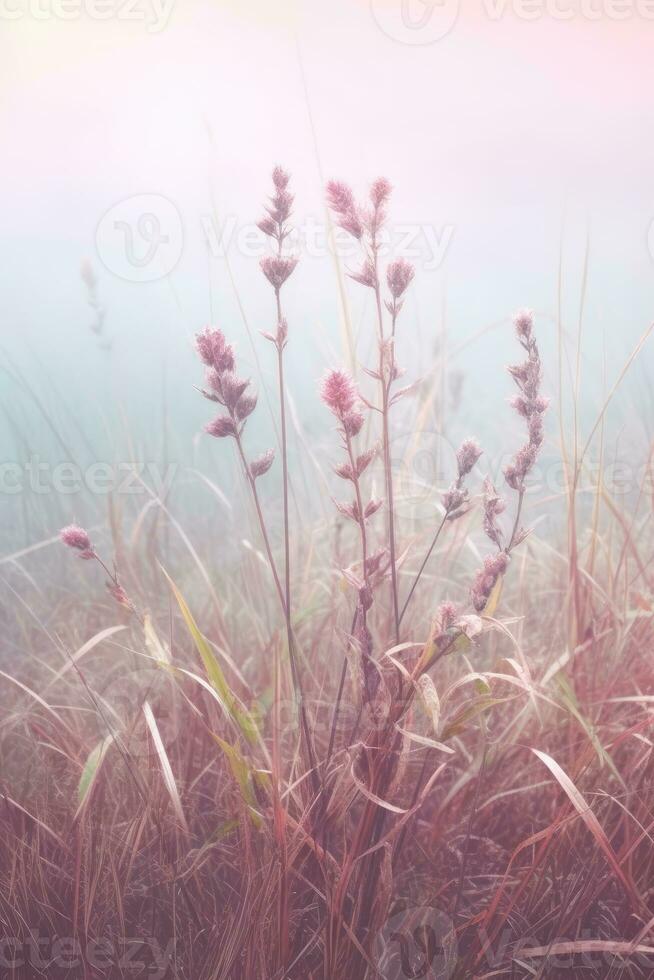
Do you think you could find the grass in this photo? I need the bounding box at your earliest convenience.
[1,173,654,979]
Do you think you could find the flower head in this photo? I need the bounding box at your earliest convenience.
[250,448,275,480]
[272,165,290,191]
[435,601,458,633]
[386,258,414,300]
[370,177,392,209]
[220,373,250,412]
[235,392,258,421]
[513,307,534,340]
[257,217,277,237]
[320,369,358,419]
[196,327,235,374]
[504,308,547,492]
[471,552,510,612]
[349,259,377,289]
[326,180,356,215]
[343,410,365,438]
[205,416,237,439]
[60,524,92,552]
[326,180,363,240]
[260,255,298,290]
[456,438,482,478]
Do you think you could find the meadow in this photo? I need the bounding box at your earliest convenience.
[2,169,654,980]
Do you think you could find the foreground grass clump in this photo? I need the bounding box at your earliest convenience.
[2,171,654,979]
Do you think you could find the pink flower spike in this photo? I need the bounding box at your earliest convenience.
[456,438,482,478]
[343,411,365,438]
[260,255,298,290]
[513,308,534,339]
[196,327,235,374]
[370,177,392,208]
[220,374,250,412]
[386,258,414,299]
[257,217,277,238]
[471,552,510,612]
[320,369,358,418]
[60,524,92,553]
[349,259,377,289]
[205,416,237,439]
[326,180,356,215]
[272,165,290,191]
[250,448,275,480]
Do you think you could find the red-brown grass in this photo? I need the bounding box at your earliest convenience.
[2,172,654,980]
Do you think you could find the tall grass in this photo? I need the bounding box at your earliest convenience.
[2,172,654,979]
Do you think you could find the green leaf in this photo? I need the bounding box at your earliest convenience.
[77,735,113,813]
[162,569,258,745]
[441,697,506,741]
[211,734,267,827]
[483,575,504,617]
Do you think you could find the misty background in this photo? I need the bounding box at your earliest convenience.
[2,0,653,558]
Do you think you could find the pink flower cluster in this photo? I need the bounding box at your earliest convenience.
[386,258,414,301]
[319,369,365,438]
[60,524,138,616]
[325,177,414,318]
[441,438,483,519]
[261,255,298,291]
[471,552,510,613]
[258,167,298,300]
[60,524,94,559]
[257,166,293,242]
[197,326,274,481]
[504,309,548,491]
[321,368,381,528]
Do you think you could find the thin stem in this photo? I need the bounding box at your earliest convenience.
[276,297,292,638]
[234,431,286,610]
[508,487,526,552]
[92,553,144,627]
[344,431,370,606]
[372,246,400,644]
[274,284,320,794]
[399,512,448,626]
